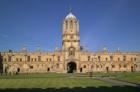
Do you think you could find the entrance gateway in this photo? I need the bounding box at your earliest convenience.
[67,62,76,73]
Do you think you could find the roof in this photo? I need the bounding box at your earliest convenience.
[65,12,76,19]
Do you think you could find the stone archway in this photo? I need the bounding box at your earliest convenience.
[67,62,76,73]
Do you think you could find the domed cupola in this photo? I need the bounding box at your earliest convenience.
[63,11,79,32]
[65,12,77,20]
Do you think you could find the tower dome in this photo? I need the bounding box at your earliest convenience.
[65,12,76,19]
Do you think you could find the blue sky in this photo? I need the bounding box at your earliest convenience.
[0,0,140,52]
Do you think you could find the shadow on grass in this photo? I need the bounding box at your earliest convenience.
[0,86,139,92]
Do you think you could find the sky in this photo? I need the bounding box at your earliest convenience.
[0,0,140,52]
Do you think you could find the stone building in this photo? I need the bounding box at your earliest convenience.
[0,12,140,74]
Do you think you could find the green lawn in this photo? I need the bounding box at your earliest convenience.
[0,73,111,88]
[0,73,139,92]
[0,78,111,89]
[92,72,140,84]
[116,72,140,84]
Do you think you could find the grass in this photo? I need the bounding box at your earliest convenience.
[91,72,140,84]
[115,72,140,84]
[119,76,140,84]
[0,73,112,88]
[0,73,139,92]
[0,78,111,89]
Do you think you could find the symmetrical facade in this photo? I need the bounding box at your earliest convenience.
[0,12,140,74]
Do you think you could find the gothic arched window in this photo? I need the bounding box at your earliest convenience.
[70,20,73,29]
[66,21,68,29]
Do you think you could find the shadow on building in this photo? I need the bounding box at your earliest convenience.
[0,86,139,92]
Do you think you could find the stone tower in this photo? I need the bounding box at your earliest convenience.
[62,11,80,52]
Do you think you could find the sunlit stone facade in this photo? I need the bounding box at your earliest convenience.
[0,12,140,74]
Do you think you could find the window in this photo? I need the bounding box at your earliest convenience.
[123,56,126,61]
[101,65,102,68]
[38,56,41,61]
[118,58,120,61]
[20,58,22,61]
[58,56,60,61]
[83,65,86,68]
[98,56,101,61]
[50,58,52,61]
[66,21,68,29]
[34,58,37,61]
[119,64,121,68]
[27,56,30,62]
[8,56,11,62]
[16,58,18,61]
[134,58,136,61]
[56,64,59,68]
[31,58,33,61]
[110,56,113,61]
[124,64,127,68]
[96,65,99,68]
[30,66,33,69]
[47,68,50,71]
[123,58,126,61]
[70,20,73,28]
[112,65,115,68]
[88,56,90,61]
[131,58,133,61]
[106,58,108,61]
[4,58,7,61]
